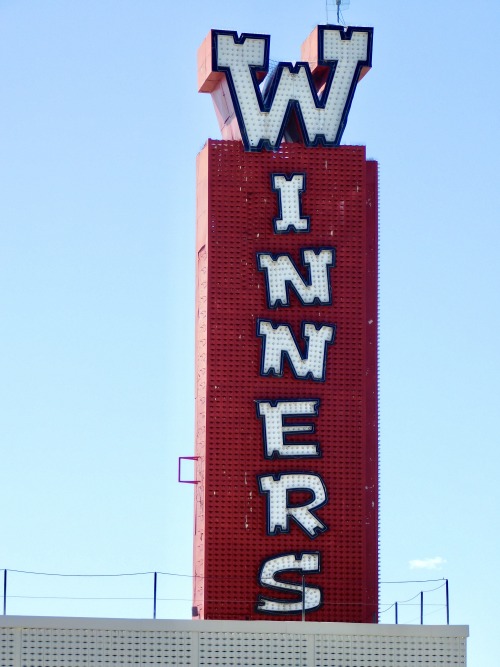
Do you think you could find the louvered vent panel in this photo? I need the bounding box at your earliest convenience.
[0,627,16,667]
[199,631,308,667]
[314,633,467,666]
[20,628,193,667]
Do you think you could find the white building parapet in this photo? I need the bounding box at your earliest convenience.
[0,616,468,666]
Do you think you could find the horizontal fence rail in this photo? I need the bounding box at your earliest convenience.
[1,568,450,624]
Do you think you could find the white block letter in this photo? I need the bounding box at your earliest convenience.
[257,320,335,381]
[256,399,320,458]
[257,248,334,307]
[258,473,328,538]
[214,27,372,150]
[271,174,309,233]
[257,552,321,614]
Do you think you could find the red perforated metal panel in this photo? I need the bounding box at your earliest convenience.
[194,140,378,623]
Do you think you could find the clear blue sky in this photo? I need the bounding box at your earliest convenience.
[1,1,499,665]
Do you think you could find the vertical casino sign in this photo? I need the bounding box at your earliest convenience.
[192,25,378,622]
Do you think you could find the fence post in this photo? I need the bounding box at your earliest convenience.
[445,579,449,625]
[3,570,6,616]
[153,572,158,619]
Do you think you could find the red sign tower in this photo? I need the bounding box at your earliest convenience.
[193,25,378,623]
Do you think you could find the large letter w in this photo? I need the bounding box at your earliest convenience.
[199,25,373,151]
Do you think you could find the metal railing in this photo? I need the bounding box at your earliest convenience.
[2,568,450,624]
